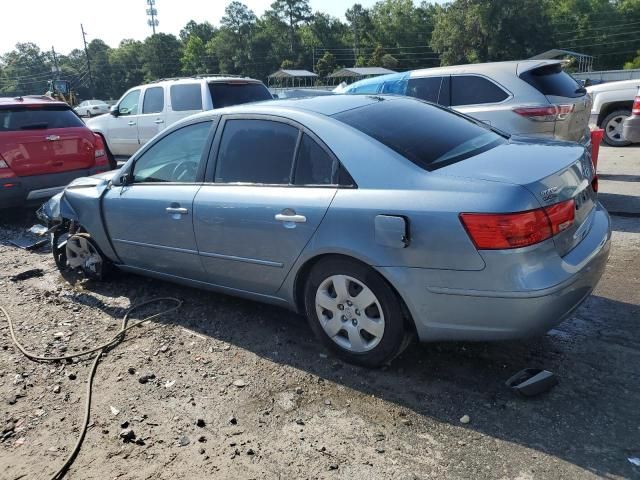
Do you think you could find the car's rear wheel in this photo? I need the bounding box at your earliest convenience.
[602,109,632,147]
[303,257,409,367]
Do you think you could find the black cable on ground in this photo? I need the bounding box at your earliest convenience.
[1,297,183,480]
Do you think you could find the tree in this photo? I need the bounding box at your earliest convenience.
[0,43,51,96]
[221,1,257,33]
[108,40,146,99]
[142,33,182,81]
[181,36,208,75]
[315,51,337,77]
[270,0,312,53]
[431,0,552,65]
[381,53,399,69]
[179,20,216,43]
[345,4,373,64]
[625,50,640,70]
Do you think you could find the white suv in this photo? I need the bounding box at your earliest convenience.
[87,76,272,165]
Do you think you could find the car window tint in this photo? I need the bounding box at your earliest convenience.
[407,77,443,103]
[451,76,509,106]
[170,84,202,111]
[143,87,164,114]
[118,90,140,115]
[334,98,506,171]
[209,82,272,108]
[0,106,85,131]
[132,122,211,183]
[294,134,335,185]
[215,119,298,184]
[519,63,585,98]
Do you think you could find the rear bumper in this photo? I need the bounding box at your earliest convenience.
[378,203,611,342]
[622,115,640,143]
[0,167,105,209]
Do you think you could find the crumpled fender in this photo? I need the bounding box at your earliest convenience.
[38,170,121,262]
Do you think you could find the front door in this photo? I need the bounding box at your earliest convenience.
[109,88,142,157]
[102,120,213,279]
[193,118,339,295]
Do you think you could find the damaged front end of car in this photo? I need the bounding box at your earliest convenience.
[37,171,120,280]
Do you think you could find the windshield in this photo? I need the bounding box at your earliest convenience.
[209,82,272,108]
[0,106,85,131]
[333,97,507,171]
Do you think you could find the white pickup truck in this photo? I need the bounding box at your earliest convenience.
[587,79,640,146]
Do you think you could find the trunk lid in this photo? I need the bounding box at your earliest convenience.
[0,105,95,176]
[438,137,596,256]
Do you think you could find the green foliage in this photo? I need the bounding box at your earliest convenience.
[2,0,640,100]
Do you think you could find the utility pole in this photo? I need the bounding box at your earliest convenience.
[146,0,159,35]
[81,24,95,98]
[51,46,60,80]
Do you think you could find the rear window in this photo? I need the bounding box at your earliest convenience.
[0,106,84,131]
[170,84,203,111]
[519,63,585,98]
[333,98,506,171]
[451,76,509,106]
[209,82,272,109]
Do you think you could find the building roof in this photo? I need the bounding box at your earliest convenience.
[268,69,319,79]
[329,67,397,78]
[530,49,593,60]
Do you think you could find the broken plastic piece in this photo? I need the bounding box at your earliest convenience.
[28,224,48,236]
[505,368,558,397]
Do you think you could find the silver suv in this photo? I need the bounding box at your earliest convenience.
[87,76,272,165]
[342,60,591,144]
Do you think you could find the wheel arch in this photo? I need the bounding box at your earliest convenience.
[292,253,417,335]
[597,101,633,126]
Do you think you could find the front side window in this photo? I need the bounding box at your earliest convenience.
[170,84,203,111]
[451,76,509,106]
[215,119,298,184]
[142,87,164,114]
[118,89,140,116]
[294,134,335,185]
[407,77,443,104]
[132,122,211,183]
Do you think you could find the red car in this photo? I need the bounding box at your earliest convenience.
[0,96,112,209]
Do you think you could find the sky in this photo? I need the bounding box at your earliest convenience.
[0,0,442,56]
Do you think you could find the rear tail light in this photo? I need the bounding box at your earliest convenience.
[632,94,640,116]
[460,199,575,250]
[513,104,575,122]
[0,156,16,179]
[93,134,109,167]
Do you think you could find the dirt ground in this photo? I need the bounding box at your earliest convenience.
[0,146,639,480]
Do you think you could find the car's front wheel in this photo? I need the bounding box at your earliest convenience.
[602,109,632,147]
[304,257,410,367]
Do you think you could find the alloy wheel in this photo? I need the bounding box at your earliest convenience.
[315,274,385,353]
[605,114,627,143]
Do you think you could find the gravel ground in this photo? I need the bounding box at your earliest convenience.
[0,146,639,480]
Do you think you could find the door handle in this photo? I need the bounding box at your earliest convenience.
[128,121,136,126]
[166,207,188,215]
[275,213,306,223]
[154,119,165,124]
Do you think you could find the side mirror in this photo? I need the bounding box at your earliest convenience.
[110,105,119,117]
[111,171,131,187]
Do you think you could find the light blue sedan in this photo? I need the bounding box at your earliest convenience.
[40,95,611,367]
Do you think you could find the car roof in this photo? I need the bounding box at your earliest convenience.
[0,96,68,107]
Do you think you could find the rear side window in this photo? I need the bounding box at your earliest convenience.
[519,63,584,98]
[170,84,203,111]
[143,87,164,114]
[215,119,299,184]
[451,76,509,106]
[209,82,272,109]
[294,134,335,185]
[407,77,443,103]
[334,98,506,171]
[0,106,84,131]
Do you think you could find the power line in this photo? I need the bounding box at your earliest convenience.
[81,24,95,98]
[554,20,640,37]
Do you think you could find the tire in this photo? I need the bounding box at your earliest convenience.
[303,257,410,367]
[602,109,632,147]
[87,110,93,118]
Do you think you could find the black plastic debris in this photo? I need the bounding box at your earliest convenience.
[505,368,558,397]
[10,269,45,282]
[8,238,48,251]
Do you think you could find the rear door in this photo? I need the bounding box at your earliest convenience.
[137,85,166,145]
[0,104,94,176]
[165,83,204,127]
[518,63,591,142]
[193,116,338,295]
[102,120,213,279]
